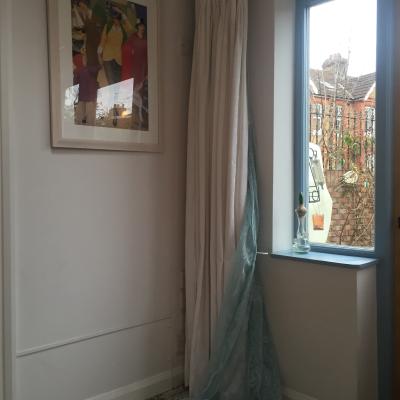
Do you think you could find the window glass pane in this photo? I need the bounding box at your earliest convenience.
[308,0,376,249]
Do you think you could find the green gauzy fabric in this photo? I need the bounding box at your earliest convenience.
[193,142,282,400]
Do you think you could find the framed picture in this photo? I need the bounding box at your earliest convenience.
[47,0,160,152]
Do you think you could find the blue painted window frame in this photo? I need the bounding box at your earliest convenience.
[294,0,392,258]
[295,1,394,398]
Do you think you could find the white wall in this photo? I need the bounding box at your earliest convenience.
[259,258,377,400]
[248,1,377,399]
[6,0,194,399]
[356,267,378,400]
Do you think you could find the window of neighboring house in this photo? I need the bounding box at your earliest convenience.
[365,106,376,135]
[335,105,343,170]
[296,0,377,253]
[335,105,342,131]
[365,106,376,173]
[311,103,323,137]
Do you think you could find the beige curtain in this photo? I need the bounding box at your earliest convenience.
[185,0,249,393]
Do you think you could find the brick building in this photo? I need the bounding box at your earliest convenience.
[308,54,376,247]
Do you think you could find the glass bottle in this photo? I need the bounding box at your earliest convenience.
[293,193,311,253]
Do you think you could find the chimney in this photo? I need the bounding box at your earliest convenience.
[322,53,348,79]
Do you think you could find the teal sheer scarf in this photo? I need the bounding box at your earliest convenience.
[193,140,282,400]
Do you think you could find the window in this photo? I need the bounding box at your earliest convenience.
[334,106,343,170]
[335,105,342,132]
[365,106,376,135]
[311,103,323,136]
[296,0,377,252]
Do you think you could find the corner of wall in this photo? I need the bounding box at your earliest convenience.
[356,267,378,400]
[249,0,297,253]
[271,0,295,251]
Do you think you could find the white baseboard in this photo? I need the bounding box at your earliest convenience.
[84,376,314,400]
[283,387,318,400]
[85,368,184,400]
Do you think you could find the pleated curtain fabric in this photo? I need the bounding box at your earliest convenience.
[185,0,249,394]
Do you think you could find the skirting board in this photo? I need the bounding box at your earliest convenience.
[84,373,314,400]
[85,368,184,400]
[283,387,318,400]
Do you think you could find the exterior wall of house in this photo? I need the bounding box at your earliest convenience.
[324,170,375,247]
[309,92,376,247]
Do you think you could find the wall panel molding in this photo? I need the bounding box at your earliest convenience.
[16,317,171,358]
[0,0,16,397]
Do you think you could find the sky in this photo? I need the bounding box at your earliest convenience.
[309,0,377,77]
[97,79,134,114]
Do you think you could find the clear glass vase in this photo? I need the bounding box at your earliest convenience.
[293,209,311,253]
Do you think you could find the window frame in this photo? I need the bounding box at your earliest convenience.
[294,0,387,258]
[294,2,394,398]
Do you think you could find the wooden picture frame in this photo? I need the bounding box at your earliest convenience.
[47,0,160,152]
